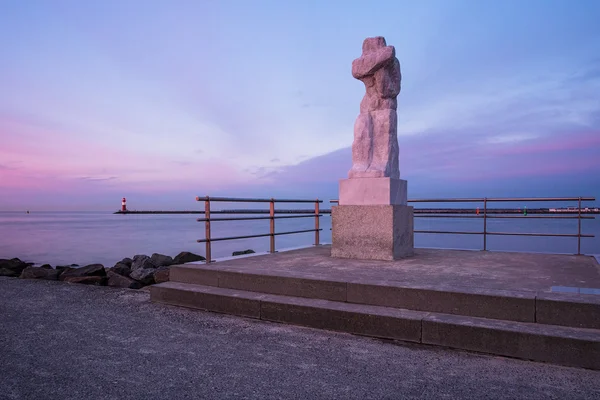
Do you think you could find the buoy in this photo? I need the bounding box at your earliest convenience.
[122,197,127,212]
[476,207,480,215]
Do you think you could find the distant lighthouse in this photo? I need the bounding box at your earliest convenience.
[121,197,127,212]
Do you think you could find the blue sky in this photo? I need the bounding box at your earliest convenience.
[1,0,599,210]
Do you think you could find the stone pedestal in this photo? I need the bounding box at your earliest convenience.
[339,178,407,206]
[331,205,414,261]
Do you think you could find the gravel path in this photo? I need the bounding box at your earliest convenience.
[1,277,599,400]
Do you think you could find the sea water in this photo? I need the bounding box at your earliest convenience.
[0,211,598,267]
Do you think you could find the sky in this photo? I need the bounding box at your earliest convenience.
[1,0,599,211]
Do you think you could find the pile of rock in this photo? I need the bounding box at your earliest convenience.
[0,251,206,290]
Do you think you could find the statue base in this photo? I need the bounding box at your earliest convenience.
[331,205,414,261]
[339,178,407,206]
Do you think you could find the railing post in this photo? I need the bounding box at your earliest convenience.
[314,199,320,246]
[205,196,211,263]
[269,198,275,253]
[483,197,488,251]
[577,197,582,255]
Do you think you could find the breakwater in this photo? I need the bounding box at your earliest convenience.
[114,209,600,215]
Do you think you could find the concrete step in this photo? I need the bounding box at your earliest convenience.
[169,264,600,329]
[150,281,600,370]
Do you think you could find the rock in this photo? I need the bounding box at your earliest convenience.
[232,249,256,257]
[56,264,79,271]
[62,276,107,286]
[131,255,157,272]
[57,267,75,277]
[106,271,142,289]
[40,264,53,269]
[150,253,173,267]
[110,262,131,277]
[0,258,31,277]
[59,264,106,281]
[129,268,156,286]
[19,266,59,281]
[173,251,206,264]
[153,267,170,284]
[119,257,133,267]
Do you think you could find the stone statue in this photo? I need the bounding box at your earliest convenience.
[349,36,401,179]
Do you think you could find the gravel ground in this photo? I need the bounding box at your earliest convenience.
[1,276,599,400]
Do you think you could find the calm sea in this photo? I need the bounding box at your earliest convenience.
[0,211,598,267]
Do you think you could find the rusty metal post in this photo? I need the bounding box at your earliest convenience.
[483,197,488,251]
[578,197,582,255]
[314,199,320,246]
[269,198,275,253]
[205,196,211,263]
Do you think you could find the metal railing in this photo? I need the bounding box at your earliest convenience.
[196,196,323,262]
[330,196,596,255]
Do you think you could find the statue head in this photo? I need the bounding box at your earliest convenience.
[362,36,387,54]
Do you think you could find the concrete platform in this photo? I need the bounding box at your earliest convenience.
[151,246,600,369]
[184,246,600,292]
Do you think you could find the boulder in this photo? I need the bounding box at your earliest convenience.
[150,253,173,267]
[129,268,155,286]
[110,262,131,277]
[40,264,53,269]
[59,264,106,281]
[173,251,206,264]
[19,266,59,281]
[119,257,133,267]
[107,271,142,289]
[131,255,157,272]
[232,249,256,257]
[56,264,79,271]
[62,276,107,286]
[153,267,170,284]
[0,258,31,277]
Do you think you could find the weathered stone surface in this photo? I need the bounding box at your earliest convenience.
[63,276,107,286]
[19,266,60,281]
[153,267,170,284]
[0,258,31,277]
[130,268,156,286]
[331,205,413,260]
[59,264,106,281]
[173,251,206,264]
[232,249,256,257]
[40,264,53,269]
[119,257,133,267]
[131,255,157,272]
[107,271,142,289]
[150,253,173,267]
[349,36,401,180]
[339,178,407,206]
[110,262,131,277]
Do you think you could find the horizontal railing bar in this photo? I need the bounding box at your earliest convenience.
[196,196,322,203]
[416,215,483,219]
[486,232,595,238]
[197,214,323,222]
[485,215,595,220]
[415,230,484,235]
[273,228,321,237]
[331,197,595,203]
[483,197,596,202]
[197,229,322,243]
[414,230,595,238]
[414,215,595,220]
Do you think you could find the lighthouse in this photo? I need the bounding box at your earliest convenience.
[121,197,127,212]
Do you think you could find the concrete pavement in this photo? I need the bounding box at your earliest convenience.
[1,277,599,399]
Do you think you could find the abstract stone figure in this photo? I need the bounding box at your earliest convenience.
[349,36,401,179]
